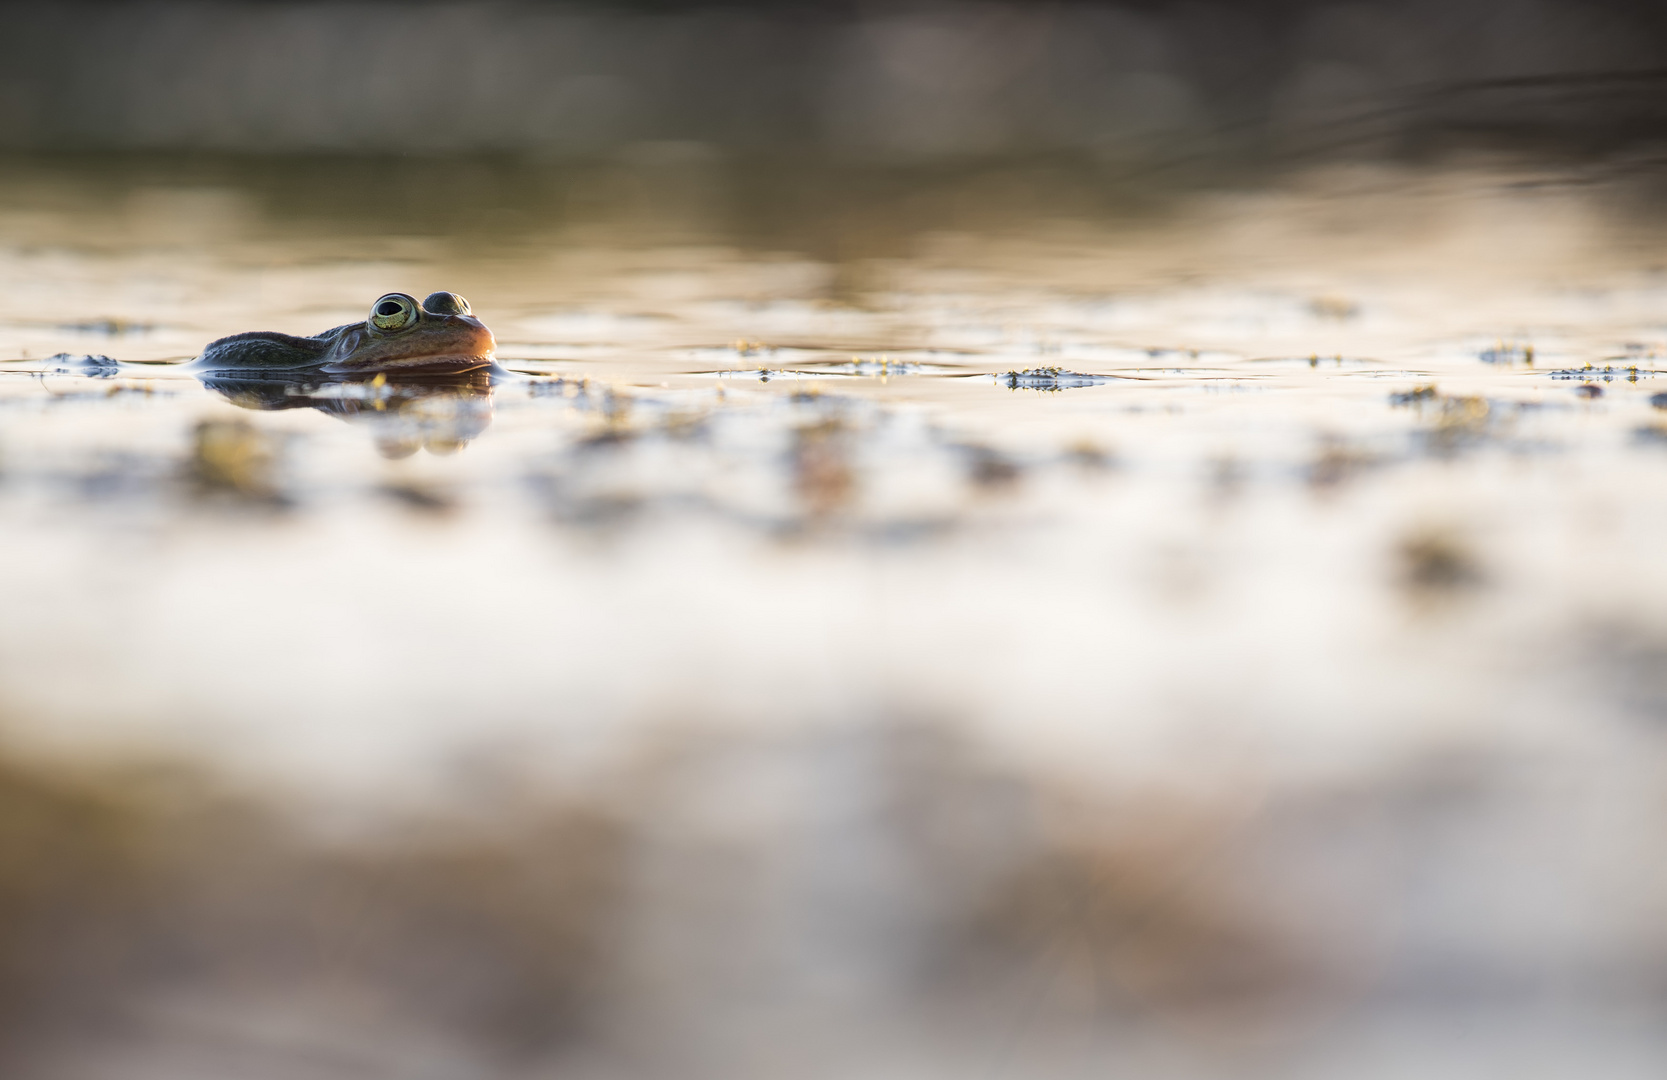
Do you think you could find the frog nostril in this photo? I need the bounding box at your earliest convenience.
[422,291,469,316]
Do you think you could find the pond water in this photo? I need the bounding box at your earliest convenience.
[3,154,1667,1077]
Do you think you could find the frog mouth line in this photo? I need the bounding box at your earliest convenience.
[323,352,494,374]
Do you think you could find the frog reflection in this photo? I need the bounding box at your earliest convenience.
[199,369,496,459]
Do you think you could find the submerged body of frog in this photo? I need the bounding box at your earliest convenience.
[193,291,495,374]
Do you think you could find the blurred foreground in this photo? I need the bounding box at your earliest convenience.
[11,720,1667,1079]
[3,152,1667,1075]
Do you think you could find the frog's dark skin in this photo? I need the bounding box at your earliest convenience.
[192,291,495,374]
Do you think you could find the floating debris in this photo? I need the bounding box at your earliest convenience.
[189,418,283,504]
[963,445,1022,489]
[1548,363,1650,382]
[576,426,636,452]
[1398,529,1485,595]
[1575,383,1604,399]
[1388,384,1439,406]
[661,410,709,441]
[1308,437,1380,491]
[43,352,120,378]
[966,809,1318,1021]
[526,375,577,398]
[997,367,1108,391]
[1390,386,1498,450]
[379,481,457,515]
[1651,393,1667,410]
[1065,438,1114,471]
[792,418,855,518]
[1423,394,1494,454]
[58,317,153,336]
[711,368,815,382]
[1478,342,1533,366]
[835,356,921,377]
[1310,296,1359,320]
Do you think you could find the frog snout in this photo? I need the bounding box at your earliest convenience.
[436,313,495,353]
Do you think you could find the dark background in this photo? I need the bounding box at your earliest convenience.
[2,0,1665,169]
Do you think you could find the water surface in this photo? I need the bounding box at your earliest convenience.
[4,154,1667,1077]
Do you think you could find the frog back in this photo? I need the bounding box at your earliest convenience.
[192,326,353,372]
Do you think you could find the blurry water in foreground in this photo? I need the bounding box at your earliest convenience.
[4,153,1667,1077]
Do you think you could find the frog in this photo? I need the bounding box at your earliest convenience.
[192,291,495,374]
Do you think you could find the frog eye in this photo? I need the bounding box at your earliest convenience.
[370,293,419,331]
[422,291,471,316]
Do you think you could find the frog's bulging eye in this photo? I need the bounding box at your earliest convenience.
[370,293,419,331]
[422,291,471,316]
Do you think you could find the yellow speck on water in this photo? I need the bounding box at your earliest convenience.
[371,373,387,388]
[1434,395,1490,442]
[191,418,279,501]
